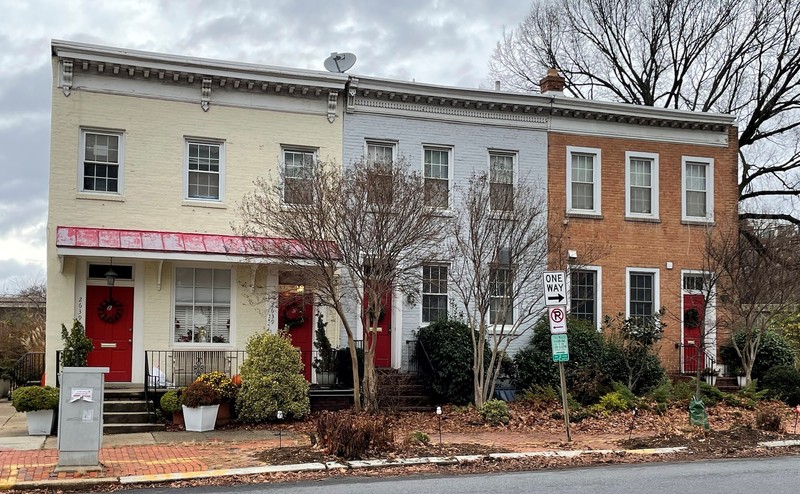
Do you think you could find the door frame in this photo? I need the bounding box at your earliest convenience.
[680,270,716,374]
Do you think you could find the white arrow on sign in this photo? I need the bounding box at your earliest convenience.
[543,271,567,307]
[548,306,567,334]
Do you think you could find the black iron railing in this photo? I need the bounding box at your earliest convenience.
[678,344,716,374]
[145,350,247,390]
[9,352,45,396]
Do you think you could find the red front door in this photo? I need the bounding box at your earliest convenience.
[85,285,133,382]
[278,290,314,381]
[683,293,705,373]
[364,291,392,368]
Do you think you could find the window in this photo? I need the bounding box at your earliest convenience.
[424,147,450,209]
[366,142,395,205]
[80,130,123,193]
[422,265,448,324]
[625,152,659,218]
[174,268,231,345]
[566,147,601,215]
[283,148,315,205]
[489,267,514,325]
[627,269,659,319]
[489,151,515,211]
[683,273,709,292]
[367,142,394,165]
[185,140,223,201]
[570,269,598,325]
[682,157,714,222]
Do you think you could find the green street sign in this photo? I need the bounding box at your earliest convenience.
[551,334,569,362]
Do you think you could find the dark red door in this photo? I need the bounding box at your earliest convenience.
[278,290,314,381]
[683,293,705,373]
[364,291,392,368]
[85,285,133,382]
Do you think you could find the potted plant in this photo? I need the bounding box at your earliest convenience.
[60,319,93,367]
[11,385,59,435]
[160,389,183,427]
[312,313,336,386]
[181,380,221,432]
[194,371,239,427]
[702,367,719,386]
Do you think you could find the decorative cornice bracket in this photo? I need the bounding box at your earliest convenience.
[327,90,339,123]
[61,59,73,97]
[201,77,212,111]
[346,77,359,113]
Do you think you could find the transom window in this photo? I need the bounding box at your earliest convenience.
[422,265,448,324]
[626,152,659,218]
[186,140,223,201]
[566,147,601,215]
[683,273,709,292]
[174,268,231,345]
[81,130,122,194]
[489,266,514,325]
[570,269,597,325]
[628,271,656,319]
[489,152,515,211]
[424,147,450,209]
[283,149,315,205]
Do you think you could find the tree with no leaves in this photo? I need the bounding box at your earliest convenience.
[237,158,448,412]
[447,173,550,407]
[491,0,800,226]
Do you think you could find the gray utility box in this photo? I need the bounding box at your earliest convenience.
[57,367,109,468]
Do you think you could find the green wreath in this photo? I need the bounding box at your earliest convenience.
[283,301,305,328]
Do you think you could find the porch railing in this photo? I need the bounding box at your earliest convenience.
[678,344,716,374]
[9,352,45,396]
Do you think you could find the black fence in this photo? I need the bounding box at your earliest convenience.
[9,352,45,396]
[145,350,247,390]
[677,344,716,374]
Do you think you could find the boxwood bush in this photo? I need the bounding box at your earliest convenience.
[11,386,59,412]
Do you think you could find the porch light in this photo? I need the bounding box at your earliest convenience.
[105,265,118,286]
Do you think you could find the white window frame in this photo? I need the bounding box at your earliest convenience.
[625,267,660,319]
[281,146,317,206]
[566,146,602,216]
[422,145,453,210]
[172,265,235,348]
[488,150,517,212]
[184,138,225,202]
[682,156,714,223]
[421,264,448,326]
[568,265,602,330]
[79,128,124,195]
[625,151,659,219]
[488,265,515,326]
[365,140,396,165]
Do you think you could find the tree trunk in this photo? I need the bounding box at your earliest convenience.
[347,336,361,413]
[362,345,378,411]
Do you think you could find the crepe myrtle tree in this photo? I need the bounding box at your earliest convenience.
[447,173,551,407]
[491,0,800,229]
[237,157,448,412]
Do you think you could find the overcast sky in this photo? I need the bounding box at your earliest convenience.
[0,0,534,293]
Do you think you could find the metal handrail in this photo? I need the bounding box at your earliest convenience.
[9,352,45,395]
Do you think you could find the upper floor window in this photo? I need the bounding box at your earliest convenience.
[422,265,448,324]
[174,267,231,345]
[367,141,394,165]
[423,147,450,209]
[185,140,223,201]
[682,157,714,222]
[81,130,123,194]
[489,266,514,325]
[570,268,599,326]
[283,148,315,205]
[566,146,601,215]
[625,152,659,219]
[627,268,659,319]
[489,151,515,211]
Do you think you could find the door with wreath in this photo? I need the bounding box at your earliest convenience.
[682,293,706,374]
[277,289,314,381]
[85,285,133,382]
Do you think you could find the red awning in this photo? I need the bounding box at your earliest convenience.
[55,226,335,259]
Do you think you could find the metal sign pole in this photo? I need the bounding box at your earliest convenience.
[559,361,571,442]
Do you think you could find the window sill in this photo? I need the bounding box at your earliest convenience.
[77,192,125,202]
[681,218,715,226]
[171,343,234,349]
[182,200,227,209]
[565,212,603,220]
[624,216,661,224]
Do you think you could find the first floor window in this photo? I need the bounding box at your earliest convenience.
[570,269,597,325]
[629,271,655,319]
[489,152,515,211]
[424,147,450,209]
[422,265,448,323]
[284,149,315,205]
[174,268,231,344]
[489,266,514,325]
[81,130,122,193]
[186,140,222,200]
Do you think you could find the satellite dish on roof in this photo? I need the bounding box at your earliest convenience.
[324,52,357,73]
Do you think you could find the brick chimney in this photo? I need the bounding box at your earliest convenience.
[539,68,565,95]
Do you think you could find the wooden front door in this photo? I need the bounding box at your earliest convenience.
[683,293,705,373]
[364,291,392,368]
[278,290,314,381]
[85,285,133,382]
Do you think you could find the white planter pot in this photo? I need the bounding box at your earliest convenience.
[737,376,747,387]
[0,379,10,399]
[26,409,55,436]
[182,404,219,432]
[704,375,717,386]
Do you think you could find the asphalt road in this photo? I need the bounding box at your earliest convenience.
[144,456,800,494]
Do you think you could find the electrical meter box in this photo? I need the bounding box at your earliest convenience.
[57,367,109,468]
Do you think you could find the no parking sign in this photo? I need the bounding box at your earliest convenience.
[548,306,567,334]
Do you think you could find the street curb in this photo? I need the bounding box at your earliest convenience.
[758,440,800,448]
[0,446,690,490]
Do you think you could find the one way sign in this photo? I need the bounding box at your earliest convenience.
[543,271,567,307]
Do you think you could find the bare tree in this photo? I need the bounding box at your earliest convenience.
[237,158,448,412]
[0,278,46,369]
[447,174,550,407]
[490,0,800,226]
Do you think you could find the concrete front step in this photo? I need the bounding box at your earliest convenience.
[104,422,164,435]
[104,400,149,413]
[104,411,151,424]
